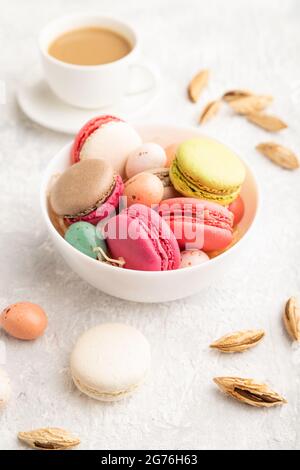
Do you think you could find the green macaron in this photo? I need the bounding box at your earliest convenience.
[170,137,246,205]
[65,222,107,260]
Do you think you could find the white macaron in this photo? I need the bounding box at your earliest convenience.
[70,323,151,401]
[79,120,142,177]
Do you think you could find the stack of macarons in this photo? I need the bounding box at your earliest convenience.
[49,114,246,271]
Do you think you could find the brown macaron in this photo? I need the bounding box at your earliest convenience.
[50,159,124,225]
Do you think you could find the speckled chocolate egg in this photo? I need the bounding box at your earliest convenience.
[124,172,164,207]
[64,221,108,260]
[180,250,210,268]
[0,367,11,408]
[0,302,48,340]
[165,143,179,167]
[125,143,167,179]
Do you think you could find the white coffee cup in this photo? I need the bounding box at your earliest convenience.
[39,14,158,109]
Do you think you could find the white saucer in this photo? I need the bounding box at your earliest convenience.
[17,67,160,134]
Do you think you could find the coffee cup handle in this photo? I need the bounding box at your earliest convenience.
[126,60,160,95]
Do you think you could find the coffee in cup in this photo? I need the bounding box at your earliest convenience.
[48,27,132,66]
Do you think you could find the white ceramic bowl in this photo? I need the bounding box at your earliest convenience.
[40,124,259,303]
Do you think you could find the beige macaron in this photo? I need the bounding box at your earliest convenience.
[70,323,151,401]
[50,159,115,217]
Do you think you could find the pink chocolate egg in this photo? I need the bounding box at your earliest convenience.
[228,196,245,225]
[124,172,164,207]
[126,143,167,179]
[0,302,48,340]
[180,250,210,268]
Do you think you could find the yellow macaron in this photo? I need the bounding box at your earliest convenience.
[170,137,246,205]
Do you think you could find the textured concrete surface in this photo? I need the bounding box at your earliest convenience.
[0,0,300,450]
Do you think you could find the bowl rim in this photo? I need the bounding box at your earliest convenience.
[40,123,260,277]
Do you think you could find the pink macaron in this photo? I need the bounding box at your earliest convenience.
[105,204,181,271]
[71,115,142,177]
[158,197,234,252]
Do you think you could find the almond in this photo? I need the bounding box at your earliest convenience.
[222,89,253,102]
[18,428,80,450]
[214,377,287,408]
[247,112,287,132]
[199,100,221,124]
[256,142,299,169]
[188,69,209,103]
[210,329,265,353]
[284,297,300,341]
[229,95,273,115]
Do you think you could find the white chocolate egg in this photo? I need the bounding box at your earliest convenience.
[180,250,210,268]
[126,143,167,179]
